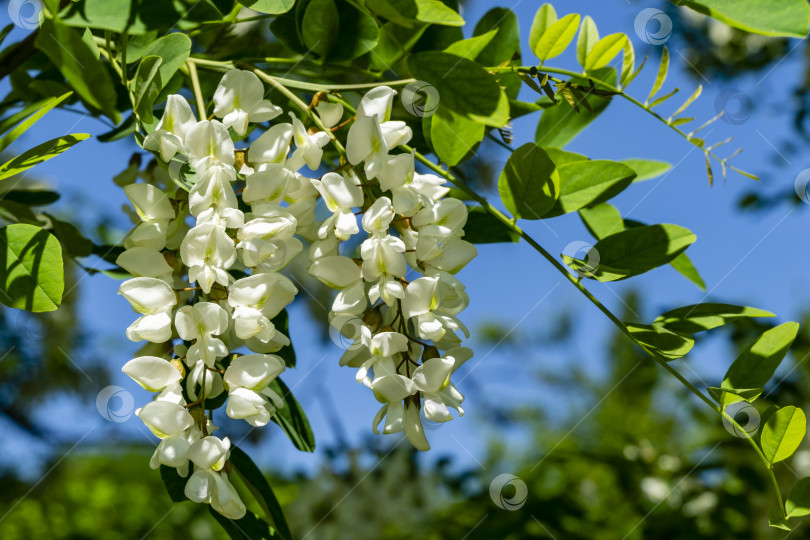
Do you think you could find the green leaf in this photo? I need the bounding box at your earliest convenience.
[159,465,188,503]
[463,207,519,244]
[787,477,810,518]
[0,134,90,181]
[768,507,793,531]
[0,224,64,313]
[721,322,800,399]
[44,213,94,258]
[302,0,340,58]
[671,0,810,38]
[237,0,295,14]
[623,158,672,182]
[572,224,696,282]
[576,15,599,68]
[0,92,73,154]
[142,33,191,92]
[761,406,806,464]
[229,446,292,540]
[498,143,560,220]
[708,386,763,404]
[209,508,275,540]
[408,52,509,127]
[444,30,497,60]
[544,160,636,218]
[1,191,59,206]
[620,39,636,87]
[369,0,464,27]
[536,68,616,147]
[473,8,520,67]
[269,378,315,452]
[647,47,670,104]
[270,309,296,368]
[584,33,626,71]
[533,13,580,62]
[626,323,694,360]
[328,3,379,61]
[655,303,775,335]
[59,0,134,33]
[545,147,588,166]
[35,20,119,122]
[133,56,163,123]
[579,202,623,240]
[529,4,557,52]
[429,105,484,166]
[669,252,706,290]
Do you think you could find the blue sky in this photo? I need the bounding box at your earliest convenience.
[2,0,809,478]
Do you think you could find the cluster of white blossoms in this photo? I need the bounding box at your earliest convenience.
[115,69,475,517]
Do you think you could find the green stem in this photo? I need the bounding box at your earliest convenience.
[186,60,207,122]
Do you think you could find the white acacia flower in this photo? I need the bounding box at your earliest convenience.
[116,247,173,283]
[124,183,175,250]
[180,222,237,293]
[186,469,246,519]
[310,172,363,240]
[346,87,412,178]
[188,163,238,217]
[402,274,469,341]
[137,400,194,438]
[228,274,297,341]
[423,238,477,274]
[186,358,225,401]
[185,120,235,174]
[149,433,194,475]
[224,354,285,426]
[213,69,282,136]
[315,101,343,128]
[360,235,406,281]
[372,398,429,451]
[288,113,330,171]
[237,211,302,272]
[248,123,293,169]
[355,326,409,384]
[411,347,472,422]
[361,196,395,237]
[242,165,296,206]
[143,95,196,162]
[118,277,177,342]
[175,302,230,367]
[308,255,361,289]
[122,356,182,392]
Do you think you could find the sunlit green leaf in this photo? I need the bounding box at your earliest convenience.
[671,0,810,38]
[626,323,694,360]
[409,52,509,127]
[576,15,599,67]
[721,322,799,403]
[237,0,295,14]
[579,202,623,240]
[302,0,340,58]
[429,105,484,166]
[655,303,775,335]
[268,378,315,452]
[761,406,806,464]
[133,56,163,123]
[0,92,73,154]
[623,158,673,182]
[0,134,90,181]
[787,477,810,518]
[545,160,636,217]
[532,13,580,62]
[498,143,559,220]
[0,224,64,313]
[574,224,696,282]
[584,33,626,71]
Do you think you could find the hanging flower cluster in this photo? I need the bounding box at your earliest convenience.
[116,69,476,517]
